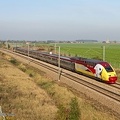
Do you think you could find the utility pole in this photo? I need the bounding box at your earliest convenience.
[58,46,61,81]
[103,46,105,61]
[6,40,8,49]
[26,42,30,63]
[28,43,29,57]
[55,43,56,54]
[34,43,35,50]
[26,42,29,57]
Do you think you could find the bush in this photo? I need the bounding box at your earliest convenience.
[56,97,81,120]
[57,105,70,120]
[69,97,81,120]
[37,80,55,96]
[18,63,27,72]
[29,73,33,77]
[9,59,18,65]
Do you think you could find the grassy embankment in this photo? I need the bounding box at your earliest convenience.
[0,52,119,120]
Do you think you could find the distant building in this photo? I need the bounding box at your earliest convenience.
[102,40,117,43]
[75,40,98,43]
[102,40,110,43]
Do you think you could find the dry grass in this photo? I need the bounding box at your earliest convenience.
[0,53,119,120]
[37,80,117,120]
[0,56,57,120]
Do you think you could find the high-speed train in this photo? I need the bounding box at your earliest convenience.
[14,47,117,84]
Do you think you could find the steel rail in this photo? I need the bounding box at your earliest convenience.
[61,72,120,102]
[110,83,120,89]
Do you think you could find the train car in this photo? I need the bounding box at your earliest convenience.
[14,47,117,84]
[71,57,117,84]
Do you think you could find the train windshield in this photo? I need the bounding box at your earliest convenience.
[105,66,114,72]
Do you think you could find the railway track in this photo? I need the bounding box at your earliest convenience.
[0,49,120,116]
[61,72,120,102]
[110,83,120,89]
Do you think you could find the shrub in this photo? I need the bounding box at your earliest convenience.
[9,58,18,65]
[18,63,27,72]
[56,98,81,120]
[57,105,70,120]
[29,73,33,77]
[69,97,81,120]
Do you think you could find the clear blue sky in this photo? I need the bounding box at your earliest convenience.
[0,0,120,41]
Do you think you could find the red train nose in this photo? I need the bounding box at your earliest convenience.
[108,76,117,84]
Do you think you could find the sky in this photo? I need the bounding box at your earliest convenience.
[0,0,120,41]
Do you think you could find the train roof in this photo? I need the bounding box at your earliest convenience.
[37,51,71,60]
[28,49,103,63]
[16,47,109,65]
[71,56,104,63]
[70,57,87,61]
[84,58,103,63]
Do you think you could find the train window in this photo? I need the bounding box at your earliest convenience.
[105,66,114,72]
